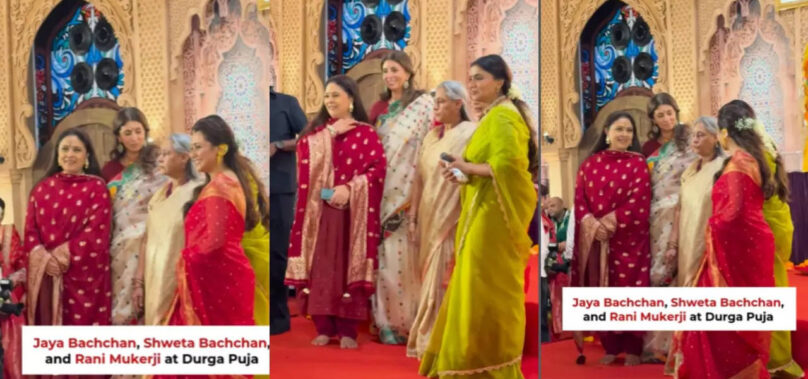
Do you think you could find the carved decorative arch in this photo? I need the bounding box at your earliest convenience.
[11,0,135,169]
[705,0,795,149]
[180,0,272,131]
[558,0,668,148]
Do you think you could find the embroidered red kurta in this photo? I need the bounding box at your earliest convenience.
[285,120,386,297]
[571,150,651,356]
[25,173,112,326]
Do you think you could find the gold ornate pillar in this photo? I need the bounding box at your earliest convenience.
[422,0,452,90]
[134,0,171,140]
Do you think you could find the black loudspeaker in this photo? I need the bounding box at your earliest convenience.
[69,23,92,55]
[94,19,116,52]
[633,52,654,81]
[71,62,94,94]
[360,15,383,45]
[613,56,632,83]
[611,21,631,49]
[383,11,407,42]
[95,58,119,90]
[632,18,651,47]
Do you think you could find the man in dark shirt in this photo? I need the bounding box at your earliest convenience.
[269,87,307,335]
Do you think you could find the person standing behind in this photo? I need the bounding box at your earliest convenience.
[269,86,307,334]
[673,117,725,288]
[405,80,477,358]
[106,108,166,326]
[369,51,434,345]
[133,134,202,325]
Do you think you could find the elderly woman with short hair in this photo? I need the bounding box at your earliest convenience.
[405,81,477,358]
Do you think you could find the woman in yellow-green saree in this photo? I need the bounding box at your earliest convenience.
[243,176,270,326]
[418,54,537,379]
[726,100,804,378]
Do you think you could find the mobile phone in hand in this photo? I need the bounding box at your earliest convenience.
[440,153,455,162]
[321,188,335,201]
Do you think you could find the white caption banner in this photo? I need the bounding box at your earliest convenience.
[562,287,796,331]
[22,326,269,375]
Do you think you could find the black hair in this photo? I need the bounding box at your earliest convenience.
[590,111,642,156]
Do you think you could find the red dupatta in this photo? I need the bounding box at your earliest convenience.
[285,120,386,295]
[669,151,773,378]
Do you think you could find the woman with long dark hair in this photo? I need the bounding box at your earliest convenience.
[642,95,696,361]
[285,75,386,349]
[706,100,801,377]
[105,108,166,326]
[642,93,681,158]
[369,50,434,345]
[102,107,154,182]
[419,55,536,378]
[571,111,651,367]
[669,101,777,378]
[26,129,112,328]
[162,115,262,327]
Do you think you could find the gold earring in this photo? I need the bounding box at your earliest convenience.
[349,103,354,113]
[217,144,228,165]
[403,81,409,89]
[605,135,611,145]
[84,160,89,169]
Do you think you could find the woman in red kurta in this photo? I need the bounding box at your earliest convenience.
[571,111,651,366]
[26,129,112,327]
[163,115,261,327]
[285,75,386,349]
[669,102,775,379]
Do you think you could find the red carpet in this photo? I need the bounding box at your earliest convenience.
[272,316,538,378]
[539,271,808,378]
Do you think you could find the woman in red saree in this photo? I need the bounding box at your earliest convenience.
[26,129,112,327]
[0,198,26,379]
[669,102,776,379]
[571,111,651,366]
[161,115,261,327]
[285,75,386,349]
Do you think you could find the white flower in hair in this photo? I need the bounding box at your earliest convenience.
[507,85,522,101]
[734,117,756,131]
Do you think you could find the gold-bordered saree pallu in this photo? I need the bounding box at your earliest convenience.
[162,174,255,327]
[419,100,535,379]
[285,121,386,302]
[668,151,774,379]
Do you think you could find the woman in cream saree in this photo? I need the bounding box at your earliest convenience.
[371,51,434,344]
[108,149,166,325]
[406,81,477,358]
[419,55,536,379]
